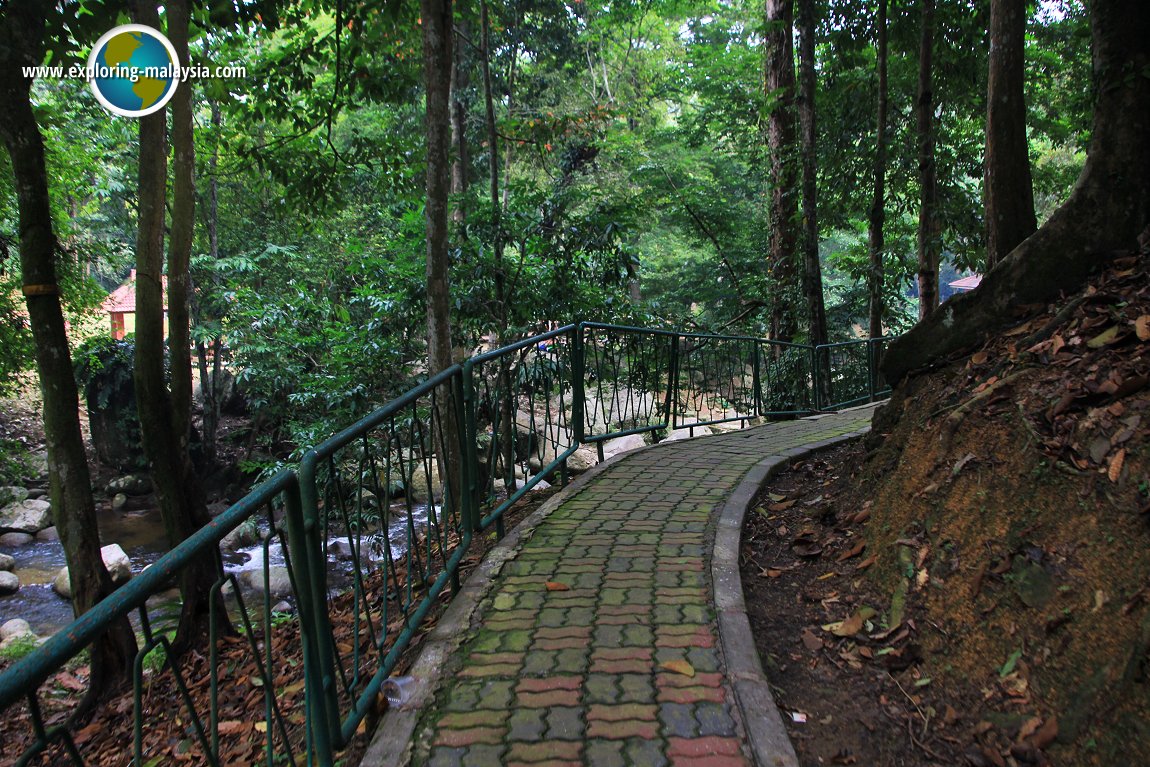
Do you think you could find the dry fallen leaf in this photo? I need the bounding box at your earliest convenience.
[971,351,989,365]
[1032,716,1059,749]
[217,720,249,735]
[801,627,824,652]
[855,554,877,572]
[769,499,797,512]
[545,581,570,591]
[836,540,866,562]
[1136,315,1150,341]
[1087,325,1122,348]
[1108,448,1126,482]
[660,659,695,677]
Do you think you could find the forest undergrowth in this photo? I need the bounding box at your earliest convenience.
[743,246,1150,766]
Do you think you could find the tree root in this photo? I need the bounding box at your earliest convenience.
[938,372,1027,453]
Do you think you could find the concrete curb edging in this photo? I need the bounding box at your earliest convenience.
[712,424,872,767]
[359,446,643,766]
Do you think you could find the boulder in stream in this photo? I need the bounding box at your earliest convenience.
[0,571,19,595]
[52,544,133,599]
[0,498,52,533]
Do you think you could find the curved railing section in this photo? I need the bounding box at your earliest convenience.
[0,323,889,766]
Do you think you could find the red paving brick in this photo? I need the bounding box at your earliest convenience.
[404,409,878,766]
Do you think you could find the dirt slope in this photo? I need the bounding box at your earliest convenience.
[856,247,1150,765]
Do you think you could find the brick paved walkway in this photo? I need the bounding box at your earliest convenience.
[379,408,876,767]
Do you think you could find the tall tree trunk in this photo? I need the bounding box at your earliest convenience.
[132,0,222,653]
[796,0,827,350]
[915,0,941,320]
[422,0,463,526]
[168,0,194,447]
[883,0,1150,383]
[451,17,470,226]
[868,0,889,340]
[196,95,223,465]
[480,0,514,496]
[423,0,455,378]
[765,0,799,342]
[0,0,136,710]
[984,0,1036,269]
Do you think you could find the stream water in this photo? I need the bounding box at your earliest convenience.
[0,502,432,636]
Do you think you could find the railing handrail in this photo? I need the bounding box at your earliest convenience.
[0,467,298,711]
[0,322,892,766]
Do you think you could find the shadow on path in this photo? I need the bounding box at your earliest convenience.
[363,406,878,767]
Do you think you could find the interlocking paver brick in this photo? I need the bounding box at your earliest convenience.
[506,740,583,762]
[406,409,875,766]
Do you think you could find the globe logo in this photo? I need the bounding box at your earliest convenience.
[87,24,179,118]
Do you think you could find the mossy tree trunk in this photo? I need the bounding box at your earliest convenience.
[0,0,136,709]
[765,0,799,343]
[868,0,889,342]
[915,0,941,321]
[883,0,1150,384]
[984,0,1037,270]
[131,0,223,653]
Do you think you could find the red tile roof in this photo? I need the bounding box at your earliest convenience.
[102,269,167,314]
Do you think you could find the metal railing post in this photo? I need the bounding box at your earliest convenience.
[664,333,680,430]
[752,340,763,419]
[461,361,480,533]
[296,455,344,758]
[573,324,586,444]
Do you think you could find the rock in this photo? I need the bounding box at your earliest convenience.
[0,487,28,507]
[0,618,33,641]
[664,426,711,442]
[101,544,132,585]
[602,433,646,457]
[111,493,128,511]
[271,600,293,614]
[194,368,246,415]
[0,498,52,533]
[207,500,230,517]
[407,462,443,503]
[0,571,19,595]
[52,543,133,599]
[220,519,260,553]
[105,474,152,497]
[565,447,599,473]
[239,566,294,600]
[0,532,34,547]
[0,553,14,571]
[35,526,59,542]
[25,488,47,500]
[53,568,71,598]
[25,452,48,480]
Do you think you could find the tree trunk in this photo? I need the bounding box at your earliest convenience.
[196,95,223,465]
[132,0,222,653]
[0,0,136,710]
[422,0,463,527]
[984,0,1036,269]
[480,0,515,501]
[765,0,799,342]
[915,0,941,320]
[797,0,827,351]
[868,0,889,340]
[168,0,194,447]
[450,17,470,226]
[883,0,1150,384]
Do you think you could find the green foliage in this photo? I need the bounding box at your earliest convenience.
[73,335,136,410]
[0,635,39,663]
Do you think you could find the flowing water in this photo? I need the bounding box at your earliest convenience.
[0,502,433,636]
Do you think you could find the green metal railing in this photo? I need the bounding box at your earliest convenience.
[0,322,889,766]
